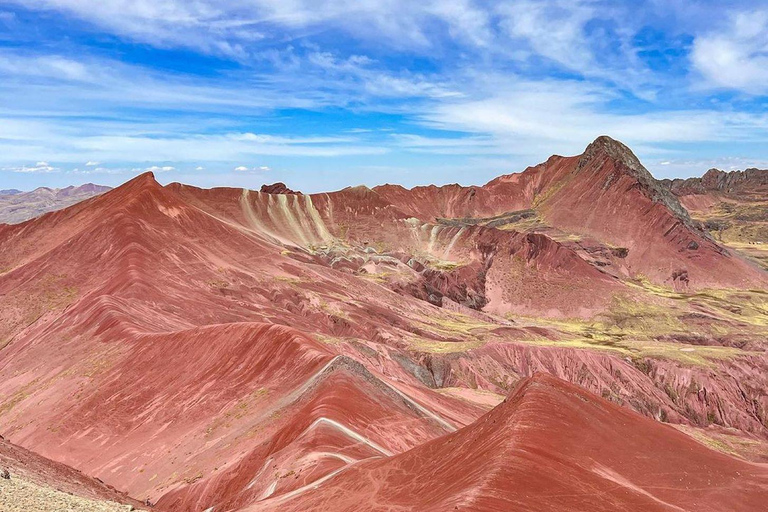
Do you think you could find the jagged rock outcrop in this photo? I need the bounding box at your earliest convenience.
[260,182,300,195]
[663,168,768,198]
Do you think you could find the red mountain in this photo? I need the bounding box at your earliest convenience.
[664,168,768,199]
[376,136,765,289]
[661,168,768,269]
[1,137,767,511]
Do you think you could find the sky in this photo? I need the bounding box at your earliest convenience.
[1,1,768,192]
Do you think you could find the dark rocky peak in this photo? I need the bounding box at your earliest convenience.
[577,135,693,226]
[577,136,648,177]
[260,182,300,195]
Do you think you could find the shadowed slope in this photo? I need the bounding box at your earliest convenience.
[254,373,768,512]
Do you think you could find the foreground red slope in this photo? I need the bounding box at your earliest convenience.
[254,373,768,512]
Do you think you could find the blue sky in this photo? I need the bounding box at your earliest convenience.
[1,0,768,192]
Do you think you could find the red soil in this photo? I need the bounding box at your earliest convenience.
[0,172,475,507]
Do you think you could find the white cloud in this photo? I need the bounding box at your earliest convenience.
[0,48,342,118]
[85,160,100,166]
[0,117,389,164]
[68,166,125,175]
[692,10,768,93]
[3,161,59,173]
[234,165,271,172]
[498,0,597,73]
[0,53,90,81]
[195,166,205,171]
[145,165,176,172]
[392,133,504,155]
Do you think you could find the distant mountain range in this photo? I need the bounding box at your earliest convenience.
[0,183,111,224]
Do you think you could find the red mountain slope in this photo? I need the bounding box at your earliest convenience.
[0,173,476,506]
[661,168,768,269]
[253,373,768,512]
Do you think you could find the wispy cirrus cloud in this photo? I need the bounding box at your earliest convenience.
[6,0,496,56]
[0,120,389,164]
[418,78,768,159]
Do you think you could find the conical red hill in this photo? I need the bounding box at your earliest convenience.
[538,136,765,288]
